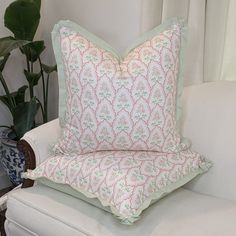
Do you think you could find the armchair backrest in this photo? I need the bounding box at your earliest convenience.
[182,81,236,202]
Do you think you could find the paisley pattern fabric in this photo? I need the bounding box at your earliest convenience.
[24,19,212,224]
[52,19,187,155]
[24,150,211,224]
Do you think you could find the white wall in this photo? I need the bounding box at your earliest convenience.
[0,0,26,126]
[0,0,25,189]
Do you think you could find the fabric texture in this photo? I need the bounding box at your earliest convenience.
[6,185,236,236]
[22,119,60,165]
[21,81,236,203]
[24,150,211,224]
[36,178,111,213]
[182,81,236,202]
[52,18,187,155]
[141,0,235,83]
[140,0,206,85]
[22,18,212,224]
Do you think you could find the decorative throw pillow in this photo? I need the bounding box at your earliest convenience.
[23,18,212,224]
[52,18,187,155]
[24,150,211,224]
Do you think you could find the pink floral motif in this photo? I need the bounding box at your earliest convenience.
[54,22,184,154]
[25,150,208,222]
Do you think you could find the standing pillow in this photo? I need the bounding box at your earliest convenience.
[23,18,212,224]
[52,18,187,155]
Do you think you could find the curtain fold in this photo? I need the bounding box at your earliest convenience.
[140,0,235,85]
[140,0,205,85]
[219,0,236,81]
[204,0,230,82]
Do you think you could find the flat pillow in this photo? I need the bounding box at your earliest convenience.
[52,18,187,155]
[24,150,211,224]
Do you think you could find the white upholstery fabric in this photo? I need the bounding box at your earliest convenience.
[22,119,60,165]
[5,221,35,236]
[182,81,236,202]
[6,185,236,236]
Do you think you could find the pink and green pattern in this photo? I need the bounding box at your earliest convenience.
[24,19,212,224]
[52,18,187,155]
[24,150,211,224]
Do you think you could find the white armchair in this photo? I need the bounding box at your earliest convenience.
[4,81,236,236]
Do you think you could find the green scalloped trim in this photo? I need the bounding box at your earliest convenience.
[51,17,187,128]
[23,157,212,225]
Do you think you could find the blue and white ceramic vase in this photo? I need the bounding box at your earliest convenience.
[0,129,25,186]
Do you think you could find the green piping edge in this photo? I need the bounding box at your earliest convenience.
[23,157,212,225]
[51,17,187,128]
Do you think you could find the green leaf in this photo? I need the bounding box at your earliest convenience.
[18,0,41,10]
[0,85,28,112]
[24,70,41,86]
[21,40,45,62]
[0,53,10,72]
[0,37,28,57]
[33,0,41,9]
[4,1,40,41]
[13,97,38,139]
[0,94,11,109]
[42,64,57,74]
[11,85,28,104]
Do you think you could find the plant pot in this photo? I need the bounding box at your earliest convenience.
[0,129,25,186]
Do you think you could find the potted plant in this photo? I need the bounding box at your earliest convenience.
[0,0,57,186]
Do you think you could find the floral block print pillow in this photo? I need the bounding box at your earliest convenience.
[24,150,211,224]
[52,18,187,155]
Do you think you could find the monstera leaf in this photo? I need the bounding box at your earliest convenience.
[4,0,40,41]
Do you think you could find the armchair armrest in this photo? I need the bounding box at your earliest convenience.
[21,119,60,166]
[17,119,60,187]
[182,81,236,202]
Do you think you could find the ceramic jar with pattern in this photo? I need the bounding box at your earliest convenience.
[0,129,25,186]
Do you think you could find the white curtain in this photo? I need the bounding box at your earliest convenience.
[40,0,235,86]
[220,0,236,81]
[140,0,236,85]
[204,0,236,82]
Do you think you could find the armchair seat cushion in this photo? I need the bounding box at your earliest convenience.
[6,185,236,236]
